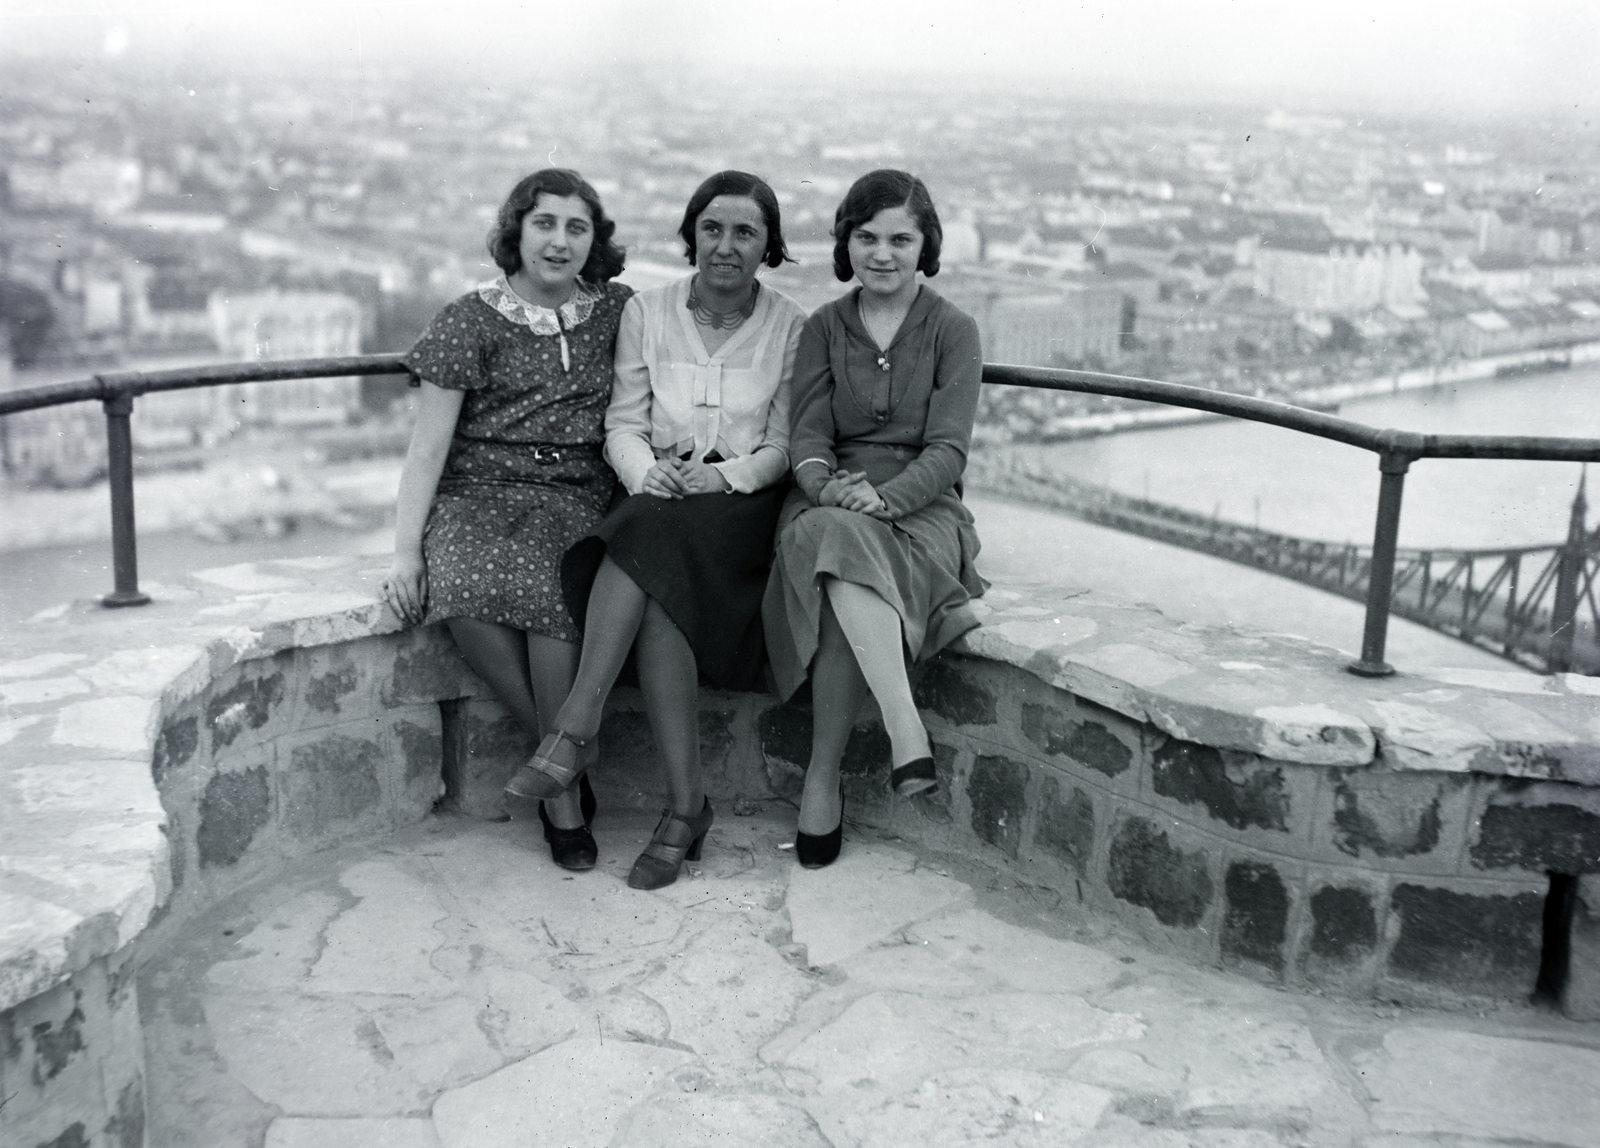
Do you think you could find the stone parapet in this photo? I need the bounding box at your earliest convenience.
[2,556,1598,1145]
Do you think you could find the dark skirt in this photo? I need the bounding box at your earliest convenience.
[561,485,788,691]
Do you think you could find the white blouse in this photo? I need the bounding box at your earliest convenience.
[605,276,806,495]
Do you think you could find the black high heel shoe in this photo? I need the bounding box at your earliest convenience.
[795,779,844,869]
[890,756,938,798]
[538,775,598,871]
[627,798,714,890]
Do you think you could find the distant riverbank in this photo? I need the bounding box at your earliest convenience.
[1012,339,1600,441]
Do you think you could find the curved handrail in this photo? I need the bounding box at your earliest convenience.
[0,354,412,417]
[8,356,1600,463]
[3,355,1597,674]
[981,363,1600,463]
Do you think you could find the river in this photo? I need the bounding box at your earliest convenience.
[1016,365,1600,550]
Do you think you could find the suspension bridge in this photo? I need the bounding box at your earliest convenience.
[971,455,1600,675]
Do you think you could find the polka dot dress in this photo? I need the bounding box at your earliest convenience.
[402,279,632,642]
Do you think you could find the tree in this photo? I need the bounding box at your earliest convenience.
[1323,316,1363,353]
[0,278,56,365]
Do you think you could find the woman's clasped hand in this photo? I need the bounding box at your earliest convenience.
[642,456,732,499]
[815,469,888,517]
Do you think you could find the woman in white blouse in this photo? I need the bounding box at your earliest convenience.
[504,171,807,889]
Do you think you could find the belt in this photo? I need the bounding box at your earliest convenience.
[528,443,603,464]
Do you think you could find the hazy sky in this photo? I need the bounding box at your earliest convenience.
[3,0,1598,116]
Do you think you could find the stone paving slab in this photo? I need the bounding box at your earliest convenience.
[140,804,1600,1148]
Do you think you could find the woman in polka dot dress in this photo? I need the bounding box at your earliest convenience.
[382,168,631,871]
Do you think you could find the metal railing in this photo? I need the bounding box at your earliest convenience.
[3,355,1599,676]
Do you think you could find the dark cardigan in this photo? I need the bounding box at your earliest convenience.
[788,284,983,519]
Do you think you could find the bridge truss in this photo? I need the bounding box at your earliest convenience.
[977,456,1599,675]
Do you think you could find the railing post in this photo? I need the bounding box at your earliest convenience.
[1549,476,1589,673]
[1349,449,1412,677]
[101,390,150,608]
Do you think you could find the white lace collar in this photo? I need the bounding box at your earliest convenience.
[479,275,599,336]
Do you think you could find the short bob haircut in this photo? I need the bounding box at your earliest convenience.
[678,170,791,269]
[831,169,943,282]
[487,168,626,282]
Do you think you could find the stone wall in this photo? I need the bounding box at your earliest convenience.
[3,555,1599,1146]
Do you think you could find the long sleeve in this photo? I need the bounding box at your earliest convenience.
[786,314,842,503]
[604,296,657,495]
[875,307,983,519]
[712,305,802,493]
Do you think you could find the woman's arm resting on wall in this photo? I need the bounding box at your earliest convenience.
[385,380,464,625]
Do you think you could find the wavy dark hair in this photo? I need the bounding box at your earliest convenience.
[678,170,791,268]
[487,168,626,282]
[831,169,943,282]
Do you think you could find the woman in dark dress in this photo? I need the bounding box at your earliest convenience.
[763,169,987,868]
[503,171,807,890]
[382,168,631,871]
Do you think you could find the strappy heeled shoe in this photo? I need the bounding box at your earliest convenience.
[795,778,843,869]
[504,729,594,801]
[890,756,938,798]
[626,798,714,890]
[537,775,598,871]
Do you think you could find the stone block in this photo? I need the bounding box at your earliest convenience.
[0,955,145,1148]
[197,764,272,870]
[757,700,893,793]
[1307,883,1380,964]
[443,699,533,820]
[1221,858,1291,972]
[1020,693,1139,785]
[969,753,1029,859]
[1313,768,1472,874]
[907,741,957,824]
[1150,737,1290,834]
[1033,774,1095,874]
[1566,874,1600,1021]
[205,651,292,753]
[390,706,445,816]
[382,626,474,705]
[294,642,387,730]
[912,653,998,727]
[1469,779,1600,876]
[1387,880,1544,999]
[597,706,655,770]
[842,721,892,781]
[757,701,810,779]
[150,708,199,789]
[1106,814,1216,930]
[696,707,738,772]
[281,731,385,842]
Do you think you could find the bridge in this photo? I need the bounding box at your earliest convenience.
[971,453,1600,676]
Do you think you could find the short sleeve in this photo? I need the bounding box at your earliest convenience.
[401,297,490,391]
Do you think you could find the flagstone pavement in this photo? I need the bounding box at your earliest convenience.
[139,796,1600,1148]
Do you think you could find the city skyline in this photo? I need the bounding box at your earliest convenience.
[4,0,1599,117]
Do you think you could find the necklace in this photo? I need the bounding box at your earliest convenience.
[687,277,760,330]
